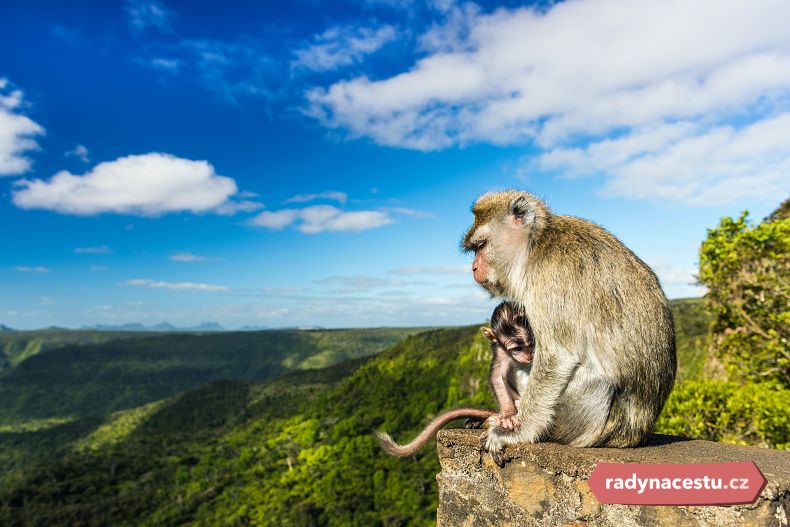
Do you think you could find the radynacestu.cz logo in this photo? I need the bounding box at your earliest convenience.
[588,462,766,505]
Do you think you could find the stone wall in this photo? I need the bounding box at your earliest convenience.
[435,429,790,527]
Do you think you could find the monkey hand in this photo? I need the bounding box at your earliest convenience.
[495,411,521,430]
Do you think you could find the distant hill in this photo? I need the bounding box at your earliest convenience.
[0,327,423,425]
[85,323,147,331]
[0,325,13,332]
[0,329,157,373]
[0,327,468,525]
[84,321,226,332]
[239,325,269,331]
[188,322,226,331]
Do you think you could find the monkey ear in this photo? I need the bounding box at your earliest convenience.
[480,327,496,342]
[509,196,531,224]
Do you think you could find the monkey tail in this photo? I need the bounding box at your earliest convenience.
[376,407,495,458]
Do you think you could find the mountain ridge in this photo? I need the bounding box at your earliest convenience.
[81,321,227,332]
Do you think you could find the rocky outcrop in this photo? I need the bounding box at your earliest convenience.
[435,429,790,526]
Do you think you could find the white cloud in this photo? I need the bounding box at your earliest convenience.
[377,290,413,297]
[90,265,109,272]
[169,252,207,262]
[212,198,263,215]
[125,0,174,34]
[316,276,398,288]
[65,144,90,163]
[386,207,434,219]
[300,205,392,233]
[308,0,790,148]
[123,2,282,103]
[131,34,271,101]
[537,115,790,204]
[313,275,433,294]
[263,287,305,295]
[283,191,348,205]
[306,0,790,204]
[181,38,272,102]
[12,153,247,216]
[647,258,706,299]
[417,1,480,53]
[15,266,51,273]
[389,266,467,275]
[249,209,300,229]
[148,57,180,73]
[0,79,45,176]
[293,24,397,72]
[51,290,496,329]
[75,245,112,254]
[249,204,393,233]
[263,195,429,230]
[126,278,228,292]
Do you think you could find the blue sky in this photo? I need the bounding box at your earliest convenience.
[1,0,788,329]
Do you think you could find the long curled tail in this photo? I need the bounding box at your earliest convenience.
[377,407,495,457]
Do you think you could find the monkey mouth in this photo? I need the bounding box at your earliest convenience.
[480,279,502,296]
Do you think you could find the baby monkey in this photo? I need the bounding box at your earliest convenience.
[481,301,534,430]
[377,301,534,457]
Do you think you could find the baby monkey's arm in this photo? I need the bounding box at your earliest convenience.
[488,339,521,430]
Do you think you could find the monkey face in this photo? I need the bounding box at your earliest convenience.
[462,190,550,299]
[506,345,533,364]
[481,312,534,364]
[502,328,534,364]
[467,225,502,294]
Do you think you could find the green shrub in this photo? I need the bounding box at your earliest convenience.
[698,202,789,388]
[655,380,790,449]
[672,200,790,449]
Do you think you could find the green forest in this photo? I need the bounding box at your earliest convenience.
[0,199,787,526]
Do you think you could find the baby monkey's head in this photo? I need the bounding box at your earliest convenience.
[481,301,534,364]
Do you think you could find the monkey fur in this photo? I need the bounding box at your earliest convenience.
[463,190,676,466]
[377,302,534,457]
[481,301,534,430]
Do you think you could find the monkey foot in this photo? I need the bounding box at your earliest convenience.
[480,429,511,468]
[464,417,486,429]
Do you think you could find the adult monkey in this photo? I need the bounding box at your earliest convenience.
[462,190,676,466]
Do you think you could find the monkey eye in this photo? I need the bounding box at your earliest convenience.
[475,240,487,251]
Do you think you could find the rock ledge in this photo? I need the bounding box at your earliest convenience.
[436,429,790,526]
